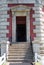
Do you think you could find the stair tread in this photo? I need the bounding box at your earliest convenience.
[8,58,32,60]
[8,56,33,57]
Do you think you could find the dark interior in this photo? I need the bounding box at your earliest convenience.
[16,16,26,42]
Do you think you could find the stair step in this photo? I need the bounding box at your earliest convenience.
[8,55,33,57]
[9,53,32,55]
[9,48,30,50]
[10,46,30,48]
[7,58,32,62]
[9,53,29,55]
[8,56,33,59]
[9,50,32,52]
[9,50,32,53]
[9,44,30,48]
[9,49,32,51]
[8,54,33,56]
[10,43,29,45]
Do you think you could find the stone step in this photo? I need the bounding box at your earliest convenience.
[8,56,33,59]
[11,42,29,44]
[9,50,32,53]
[9,49,32,51]
[9,48,30,50]
[7,58,33,62]
[9,47,30,49]
[9,52,32,54]
[9,52,32,55]
[8,52,33,56]
[10,45,29,47]
[8,55,33,57]
[10,44,30,47]
[9,44,30,47]
[9,45,30,47]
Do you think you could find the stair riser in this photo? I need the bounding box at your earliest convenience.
[9,54,32,56]
[9,50,32,53]
[7,59,32,62]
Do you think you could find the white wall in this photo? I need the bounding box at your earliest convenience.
[1,44,6,56]
[33,43,40,53]
[7,0,35,3]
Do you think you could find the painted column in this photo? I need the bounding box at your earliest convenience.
[26,12,30,42]
[12,12,16,42]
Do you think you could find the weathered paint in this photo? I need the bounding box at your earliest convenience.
[7,9,12,40]
[30,8,36,40]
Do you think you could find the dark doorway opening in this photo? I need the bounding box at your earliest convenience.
[16,16,26,42]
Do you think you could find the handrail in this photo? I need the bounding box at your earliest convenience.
[35,53,41,62]
[0,53,6,65]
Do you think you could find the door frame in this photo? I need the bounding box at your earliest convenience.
[11,5,30,43]
[12,11,30,42]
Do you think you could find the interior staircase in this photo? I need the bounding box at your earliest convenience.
[7,42,33,63]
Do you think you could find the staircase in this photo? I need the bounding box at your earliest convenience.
[7,42,33,62]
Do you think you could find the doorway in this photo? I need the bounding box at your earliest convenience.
[16,16,26,42]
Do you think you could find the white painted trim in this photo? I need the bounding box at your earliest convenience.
[12,15,16,42]
[0,22,9,25]
[7,0,35,4]
[36,26,44,30]
[34,37,44,41]
[33,14,42,18]
[0,19,7,22]
[35,18,44,22]
[33,29,44,33]
[33,7,42,11]
[0,4,8,7]
[0,38,8,41]
[26,12,30,42]
[0,11,7,15]
[0,7,10,11]
[35,11,44,15]
[0,34,6,37]
[33,43,40,53]
[34,4,42,7]
[36,34,44,37]
[0,15,9,18]
[0,30,9,33]
[12,9,30,42]
[0,26,7,29]
[33,21,43,25]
